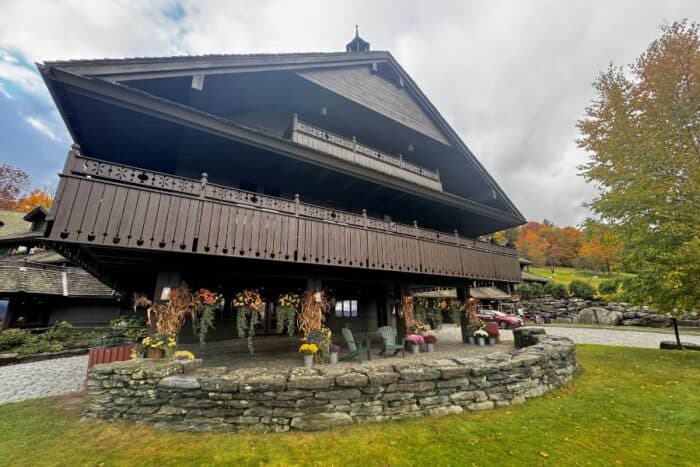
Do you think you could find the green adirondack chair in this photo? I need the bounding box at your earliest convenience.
[378,326,405,358]
[341,327,371,362]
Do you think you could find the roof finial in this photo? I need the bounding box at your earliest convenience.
[346,26,370,53]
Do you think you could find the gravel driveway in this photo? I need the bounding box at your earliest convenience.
[0,355,88,405]
[498,326,700,349]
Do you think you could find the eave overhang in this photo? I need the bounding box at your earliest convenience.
[40,65,524,230]
[38,51,526,226]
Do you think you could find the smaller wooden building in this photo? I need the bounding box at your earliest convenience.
[0,208,120,330]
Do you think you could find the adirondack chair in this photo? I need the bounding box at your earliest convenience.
[341,327,371,362]
[378,326,405,358]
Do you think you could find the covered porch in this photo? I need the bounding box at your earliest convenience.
[178,325,510,370]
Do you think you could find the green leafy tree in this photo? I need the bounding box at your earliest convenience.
[577,20,700,312]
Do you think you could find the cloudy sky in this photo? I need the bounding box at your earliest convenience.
[0,0,698,226]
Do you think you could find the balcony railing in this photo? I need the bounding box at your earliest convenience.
[289,115,443,192]
[48,147,520,282]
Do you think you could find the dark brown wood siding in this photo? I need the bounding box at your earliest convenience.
[297,66,450,145]
[48,152,520,282]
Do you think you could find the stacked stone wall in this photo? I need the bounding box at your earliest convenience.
[521,298,699,327]
[85,336,577,432]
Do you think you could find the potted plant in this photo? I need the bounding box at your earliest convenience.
[406,334,425,355]
[299,343,319,368]
[233,289,263,354]
[474,329,488,346]
[194,288,223,349]
[139,333,177,359]
[424,334,438,352]
[276,292,301,335]
[329,343,340,364]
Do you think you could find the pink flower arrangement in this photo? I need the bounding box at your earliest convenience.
[406,334,425,345]
[423,334,438,344]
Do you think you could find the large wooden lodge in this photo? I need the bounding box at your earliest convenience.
[37,32,525,340]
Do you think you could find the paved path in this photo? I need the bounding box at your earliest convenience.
[0,355,88,405]
[499,326,700,349]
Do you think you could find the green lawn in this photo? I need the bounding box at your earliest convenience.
[529,266,628,290]
[1,346,698,466]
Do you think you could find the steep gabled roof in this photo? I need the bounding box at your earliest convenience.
[38,50,525,227]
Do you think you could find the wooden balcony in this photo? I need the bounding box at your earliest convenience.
[289,115,443,192]
[47,147,519,282]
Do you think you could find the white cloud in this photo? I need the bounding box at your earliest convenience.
[24,115,59,141]
[0,0,698,226]
[0,82,11,99]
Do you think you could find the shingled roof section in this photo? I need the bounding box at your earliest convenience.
[0,210,42,241]
[0,262,115,297]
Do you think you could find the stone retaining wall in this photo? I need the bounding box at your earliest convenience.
[521,298,699,327]
[85,335,577,432]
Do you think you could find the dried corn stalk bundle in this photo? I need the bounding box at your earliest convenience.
[149,283,198,335]
[297,290,330,338]
[400,295,415,333]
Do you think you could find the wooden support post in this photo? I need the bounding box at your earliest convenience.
[456,284,470,343]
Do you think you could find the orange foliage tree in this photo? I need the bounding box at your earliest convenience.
[12,189,53,212]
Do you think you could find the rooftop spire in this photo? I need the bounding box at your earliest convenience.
[346,26,369,53]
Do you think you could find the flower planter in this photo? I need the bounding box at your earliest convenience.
[147,348,164,359]
[477,337,485,346]
[488,337,497,346]
[329,352,338,365]
[468,336,475,345]
[303,354,314,368]
[427,343,434,352]
[411,344,420,355]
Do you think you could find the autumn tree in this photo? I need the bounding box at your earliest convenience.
[13,189,54,212]
[577,20,700,311]
[514,222,548,264]
[0,164,30,209]
[577,219,623,274]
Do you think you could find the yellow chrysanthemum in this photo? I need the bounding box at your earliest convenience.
[299,343,319,354]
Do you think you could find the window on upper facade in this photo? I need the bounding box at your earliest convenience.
[334,299,358,318]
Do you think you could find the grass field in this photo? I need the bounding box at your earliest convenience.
[1,345,698,466]
[529,266,628,290]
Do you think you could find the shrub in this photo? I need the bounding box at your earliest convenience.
[569,280,596,300]
[598,279,620,296]
[518,283,533,299]
[519,283,544,299]
[44,321,73,342]
[544,282,568,299]
[15,336,64,356]
[0,328,31,351]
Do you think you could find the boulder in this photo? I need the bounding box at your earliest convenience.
[574,307,623,325]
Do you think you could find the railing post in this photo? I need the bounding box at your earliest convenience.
[352,136,357,153]
[294,194,300,216]
[63,143,82,174]
[413,220,419,238]
[292,113,298,132]
[199,172,208,198]
[398,154,404,169]
[435,167,440,181]
[362,209,368,228]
